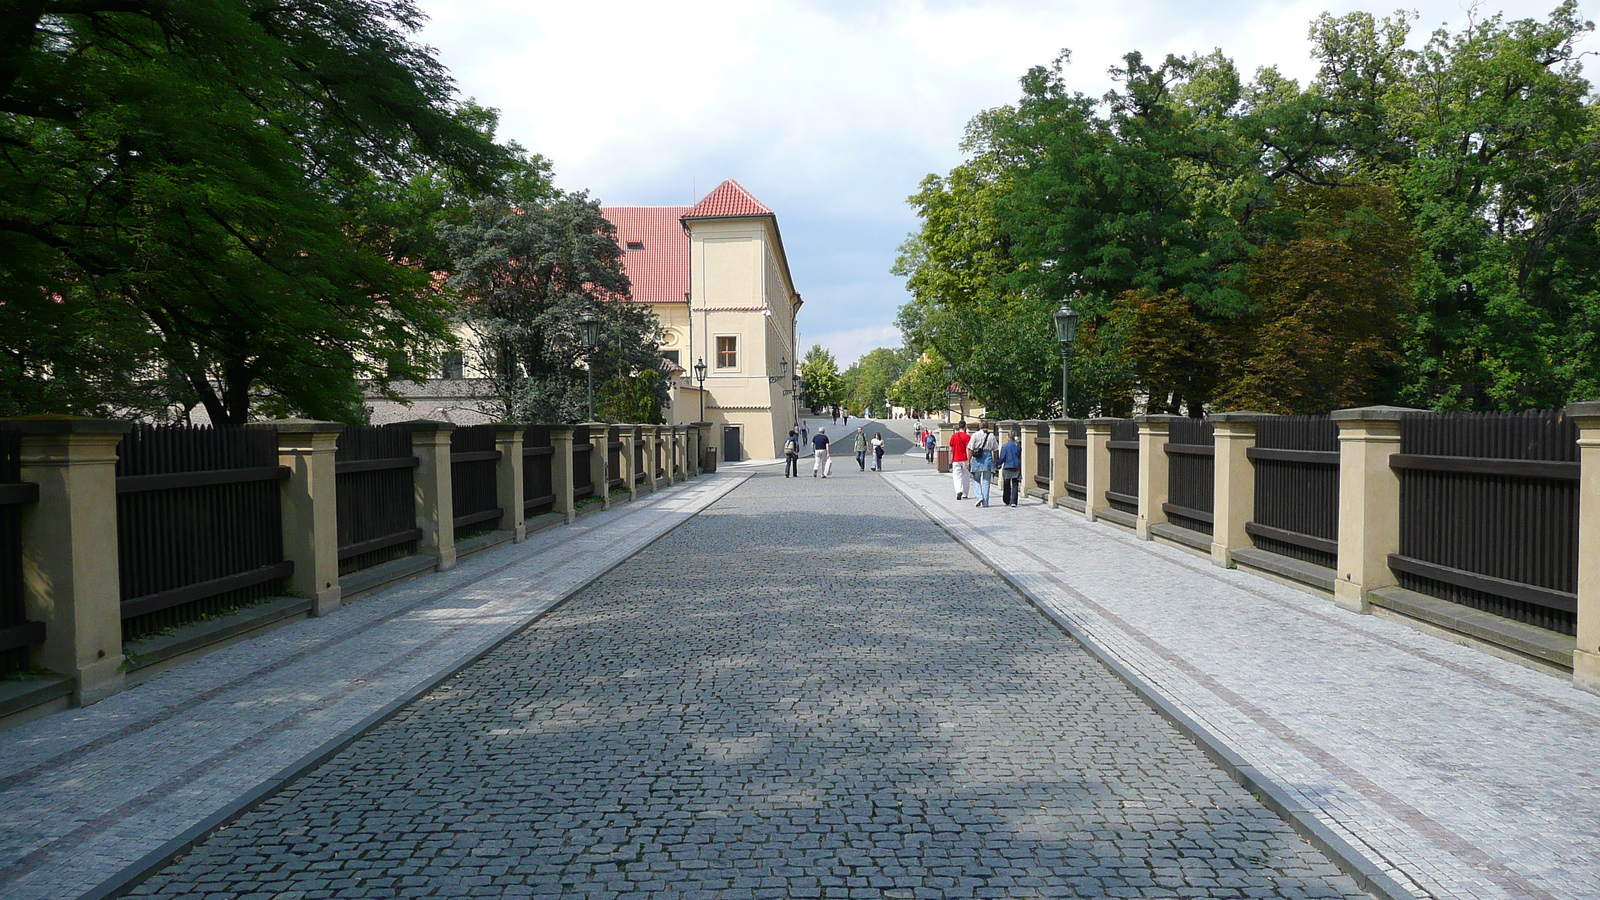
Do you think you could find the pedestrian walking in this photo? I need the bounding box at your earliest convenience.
[853,428,869,471]
[812,427,831,477]
[998,429,1023,507]
[800,422,809,445]
[950,422,972,500]
[924,430,936,463]
[783,430,800,478]
[968,422,998,507]
[871,432,886,471]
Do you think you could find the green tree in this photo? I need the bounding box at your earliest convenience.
[0,0,512,422]
[596,370,665,424]
[439,187,664,423]
[798,345,845,413]
[847,347,914,414]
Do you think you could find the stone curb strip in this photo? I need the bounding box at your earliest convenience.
[882,473,1418,900]
[3,473,749,900]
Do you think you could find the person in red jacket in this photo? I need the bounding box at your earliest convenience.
[949,422,972,500]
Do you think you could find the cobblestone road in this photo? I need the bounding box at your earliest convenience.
[126,471,1371,900]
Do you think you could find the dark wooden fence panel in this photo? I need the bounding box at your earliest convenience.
[116,425,288,640]
[655,431,666,480]
[607,426,625,491]
[451,424,501,535]
[1033,423,1051,490]
[1106,419,1139,514]
[1065,422,1087,502]
[572,425,595,502]
[0,426,40,675]
[522,425,556,518]
[1249,415,1339,569]
[335,424,419,576]
[1394,412,1578,634]
[1165,418,1215,535]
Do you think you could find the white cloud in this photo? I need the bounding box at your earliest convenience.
[415,0,1597,360]
[800,326,904,368]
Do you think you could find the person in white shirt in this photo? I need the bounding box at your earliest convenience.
[869,433,885,471]
[966,422,999,507]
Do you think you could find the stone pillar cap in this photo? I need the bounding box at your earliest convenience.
[545,424,575,434]
[1208,411,1277,423]
[1565,401,1600,418]
[1086,417,1125,426]
[1133,414,1183,424]
[274,419,346,434]
[1330,405,1431,422]
[396,418,456,433]
[0,415,133,435]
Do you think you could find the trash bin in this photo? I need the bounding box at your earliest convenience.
[936,447,951,473]
[702,446,718,473]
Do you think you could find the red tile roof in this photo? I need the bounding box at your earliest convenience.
[681,179,773,219]
[601,206,689,305]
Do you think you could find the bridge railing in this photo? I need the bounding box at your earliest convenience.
[0,415,713,716]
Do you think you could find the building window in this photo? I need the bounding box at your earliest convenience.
[715,335,738,369]
[442,351,463,380]
[625,240,644,251]
[662,350,680,366]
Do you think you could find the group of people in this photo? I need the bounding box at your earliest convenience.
[782,424,886,477]
[947,421,1023,508]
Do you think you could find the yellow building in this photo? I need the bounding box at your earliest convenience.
[603,180,802,461]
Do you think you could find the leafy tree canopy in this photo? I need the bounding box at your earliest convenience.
[0,0,518,423]
[798,345,845,412]
[896,3,1600,416]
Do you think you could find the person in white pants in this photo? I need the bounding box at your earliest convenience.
[949,422,972,499]
[812,428,831,477]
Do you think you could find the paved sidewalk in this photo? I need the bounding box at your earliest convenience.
[885,469,1600,900]
[122,470,1370,900]
[0,474,748,900]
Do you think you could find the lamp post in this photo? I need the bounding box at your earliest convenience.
[944,363,966,423]
[693,357,709,422]
[577,312,601,420]
[1053,298,1080,416]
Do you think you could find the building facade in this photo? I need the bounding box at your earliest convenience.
[604,179,802,461]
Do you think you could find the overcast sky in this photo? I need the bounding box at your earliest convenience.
[415,1,1595,366]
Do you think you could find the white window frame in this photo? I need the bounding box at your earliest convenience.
[714,334,739,371]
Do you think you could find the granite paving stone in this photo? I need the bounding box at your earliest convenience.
[123,468,1368,900]
[883,461,1600,900]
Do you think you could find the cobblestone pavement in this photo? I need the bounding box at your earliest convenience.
[884,468,1600,900]
[125,470,1370,900]
[0,475,746,900]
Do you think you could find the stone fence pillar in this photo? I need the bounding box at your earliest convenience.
[276,420,344,616]
[1568,402,1600,695]
[1083,418,1116,521]
[641,425,659,493]
[406,420,456,572]
[583,422,611,509]
[13,417,131,705]
[1209,413,1270,567]
[1019,420,1039,493]
[549,424,575,524]
[1331,406,1424,613]
[1135,415,1179,539]
[1047,419,1072,508]
[622,425,638,501]
[493,424,525,541]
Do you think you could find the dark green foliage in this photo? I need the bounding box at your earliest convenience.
[897,4,1600,415]
[0,1,514,422]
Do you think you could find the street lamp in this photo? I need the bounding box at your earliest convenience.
[576,312,601,416]
[693,357,709,422]
[944,363,966,423]
[1053,298,1080,416]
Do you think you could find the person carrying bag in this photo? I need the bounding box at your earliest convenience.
[967,423,999,507]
